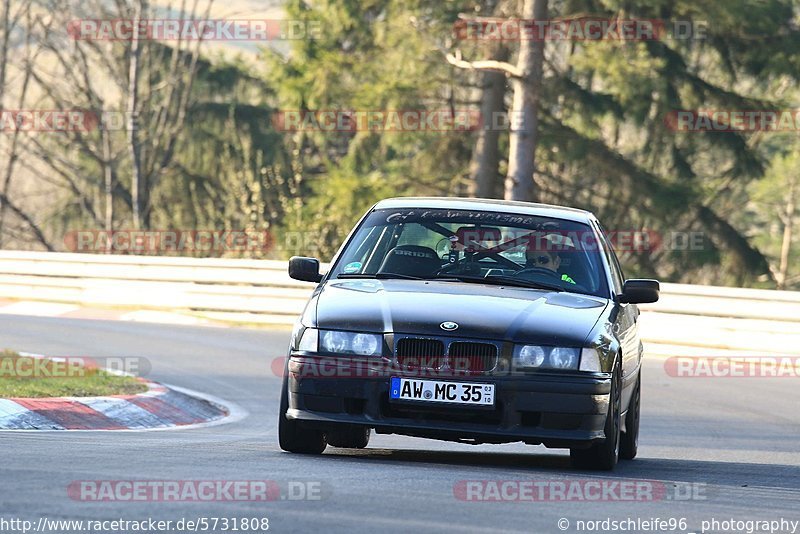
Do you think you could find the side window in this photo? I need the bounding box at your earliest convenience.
[595,223,624,294]
[610,248,626,283]
[362,226,396,272]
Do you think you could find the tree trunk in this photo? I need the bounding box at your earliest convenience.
[0,0,10,104]
[777,177,796,289]
[103,128,114,234]
[128,0,146,229]
[0,0,13,246]
[469,46,508,199]
[504,0,548,201]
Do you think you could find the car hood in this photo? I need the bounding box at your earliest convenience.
[313,279,608,346]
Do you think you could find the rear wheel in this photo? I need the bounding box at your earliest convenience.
[570,362,621,471]
[278,375,327,454]
[619,372,641,460]
[326,426,371,449]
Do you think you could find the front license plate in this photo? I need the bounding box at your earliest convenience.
[389,377,495,406]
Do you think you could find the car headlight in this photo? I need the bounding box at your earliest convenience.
[513,345,581,370]
[551,347,578,369]
[517,345,546,367]
[352,333,380,356]
[317,329,383,356]
[321,330,350,352]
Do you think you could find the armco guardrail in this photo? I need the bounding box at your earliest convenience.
[0,251,314,323]
[0,251,798,353]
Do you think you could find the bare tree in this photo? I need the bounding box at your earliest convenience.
[25,1,127,232]
[131,0,213,229]
[0,0,54,250]
[128,0,145,229]
[17,0,213,242]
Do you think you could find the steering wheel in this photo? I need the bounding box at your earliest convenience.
[515,266,564,283]
[515,266,590,293]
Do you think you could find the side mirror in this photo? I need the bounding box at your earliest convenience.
[289,256,323,283]
[619,279,660,304]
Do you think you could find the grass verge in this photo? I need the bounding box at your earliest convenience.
[0,349,148,398]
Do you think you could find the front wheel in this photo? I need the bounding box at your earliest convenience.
[619,372,641,460]
[570,362,621,471]
[277,376,327,454]
[326,426,371,449]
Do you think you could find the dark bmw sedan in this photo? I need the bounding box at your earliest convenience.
[278,197,659,470]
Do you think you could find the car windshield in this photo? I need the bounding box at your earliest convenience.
[329,208,610,298]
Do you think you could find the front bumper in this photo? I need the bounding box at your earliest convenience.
[285,355,611,448]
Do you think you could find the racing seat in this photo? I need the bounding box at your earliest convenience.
[377,245,441,278]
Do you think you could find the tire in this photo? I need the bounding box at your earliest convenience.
[278,375,327,454]
[619,372,640,460]
[570,362,621,471]
[326,426,371,449]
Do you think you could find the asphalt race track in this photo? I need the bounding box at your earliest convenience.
[1,314,798,533]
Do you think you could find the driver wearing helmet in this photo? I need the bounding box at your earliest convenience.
[525,245,577,285]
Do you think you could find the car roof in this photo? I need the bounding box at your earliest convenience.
[373,197,596,224]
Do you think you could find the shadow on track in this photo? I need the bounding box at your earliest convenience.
[318,448,800,490]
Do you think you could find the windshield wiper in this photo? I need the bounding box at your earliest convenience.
[433,274,563,292]
[485,274,564,292]
[337,272,424,280]
[337,272,564,291]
